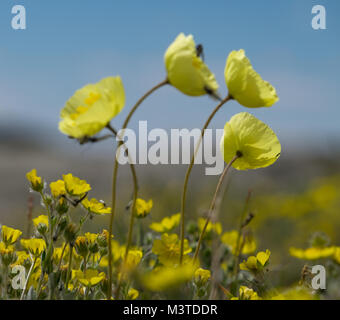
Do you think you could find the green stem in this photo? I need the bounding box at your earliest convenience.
[65,244,73,290]
[20,256,37,300]
[107,79,168,300]
[180,95,232,264]
[193,155,239,262]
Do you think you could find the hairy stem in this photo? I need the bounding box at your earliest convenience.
[107,79,168,299]
[193,155,239,262]
[179,95,232,264]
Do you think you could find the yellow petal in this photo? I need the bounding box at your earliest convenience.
[220,112,281,170]
[225,49,278,108]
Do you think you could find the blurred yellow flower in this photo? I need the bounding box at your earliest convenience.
[11,250,30,266]
[240,249,271,271]
[268,286,318,300]
[33,215,49,228]
[333,247,340,264]
[72,269,105,287]
[123,248,143,271]
[50,180,66,198]
[289,246,336,260]
[165,33,219,96]
[142,263,195,292]
[225,49,278,108]
[149,213,181,233]
[197,218,222,235]
[135,198,153,218]
[26,169,43,192]
[59,76,125,138]
[231,286,261,300]
[220,112,281,170]
[82,198,111,215]
[1,225,22,246]
[152,233,191,267]
[221,230,256,255]
[127,288,139,300]
[21,239,46,257]
[194,268,211,284]
[63,173,91,196]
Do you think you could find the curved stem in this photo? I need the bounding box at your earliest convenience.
[193,155,239,262]
[107,79,168,299]
[179,95,232,264]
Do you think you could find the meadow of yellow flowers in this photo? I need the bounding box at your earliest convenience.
[0,33,338,301]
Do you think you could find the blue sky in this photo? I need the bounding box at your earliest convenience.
[0,0,339,152]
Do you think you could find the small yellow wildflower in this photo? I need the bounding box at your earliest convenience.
[122,248,143,271]
[21,239,46,257]
[194,268,211,284]
[231,286,261,300]
[26,169,43,192]
[63,173,91,196]
[165,33,219,97]
[59,76,125,139]
[33,215,49,228]
[82,198,111,215]
[240,249,271,272]
[1,225,22,246]
[197,218,222,236]
[127,288,139,300]
[135,198,153,218]
[75,236,89,258]
[268,286,318,300]
[221,230,256,255]
[152,233,191,267]
[289,246,336,260]
[50,180,66,198]
[224,49,278,108]
[149,213,181,233]
[72,269,105,287]
[220,112,281,170]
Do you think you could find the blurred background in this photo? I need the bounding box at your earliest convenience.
[0,0,340,288]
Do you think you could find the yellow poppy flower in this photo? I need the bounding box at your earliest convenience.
[1,225,22,246]
[194,268,211,284]
[26,169,43,192]
[220,112,281,170]
[152,233,191,267]
[197,218,222,236]
[149,213,181,233]
[50,180,66,198]
[59,76,125,139]
[289,246,336,260]
[72,269,105,287]
[62,173,91,196]
[224,49,278,108]
[21,238,46,257]
[165,33,219,96]
[81,197,111,215]
[221,230,256,255]
[142,263,196,292]
[239,249,271,272]
[135,198,153,218]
